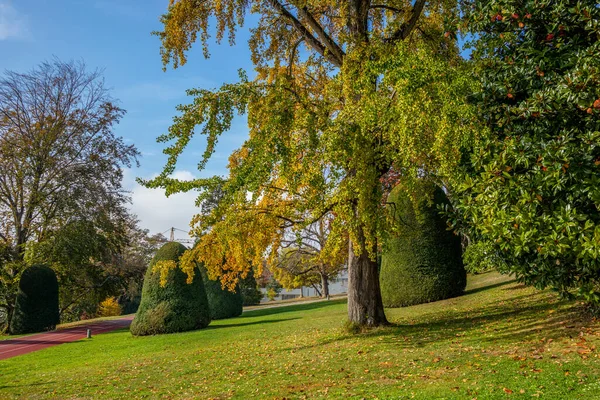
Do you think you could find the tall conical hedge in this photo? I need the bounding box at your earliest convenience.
[381,184,466,307]
[130,242,210,336]
[199,265,243,320]
[10,264,60,334]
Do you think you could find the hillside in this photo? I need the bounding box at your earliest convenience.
[1,272,599,399]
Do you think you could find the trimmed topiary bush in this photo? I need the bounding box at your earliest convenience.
[199,265,243,320]
[381,183,466,307]
[10,264,60,334]
[130,242,210,336]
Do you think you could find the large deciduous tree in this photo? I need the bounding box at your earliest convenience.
[0,59,138,259]
[0,59,139,327]
[146,0,477,326]
[454,1,600,306]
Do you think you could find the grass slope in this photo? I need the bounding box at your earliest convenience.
[1,272,599,399]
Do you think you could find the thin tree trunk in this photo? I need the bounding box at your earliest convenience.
[320,273,329,298]
[347,225,388,326]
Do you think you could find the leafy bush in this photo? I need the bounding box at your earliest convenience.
[98,297,122,317]
[455,1,600,305]
[10,264,60,334]
[199,265,243,320]
[130,242,210,336]
[380,184,466,307]
[463,241,507,275]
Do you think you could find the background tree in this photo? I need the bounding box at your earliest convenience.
[146,0,477,326]
[272,213,347,298]
[238,267,263,306]
[0,59,139,325]
[26,214,167,321]
[454,0,600,307]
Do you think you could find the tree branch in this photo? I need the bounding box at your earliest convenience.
[268,0,343,68]
[296,6,345,65]
[370,4,404,13]
[385,0,426,42]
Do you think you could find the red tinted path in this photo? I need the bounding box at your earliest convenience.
[0,315,133,361]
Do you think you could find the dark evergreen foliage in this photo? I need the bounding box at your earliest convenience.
[239,268,263,306]
[10,264,60,334]
[381,184,466,307]
[130,242,210,335]
[199,265,243,320]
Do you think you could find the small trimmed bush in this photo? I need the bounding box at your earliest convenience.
[130,242,210,336]
[199,265,243,320]
[381,184,466,307]
[10,264,60,334]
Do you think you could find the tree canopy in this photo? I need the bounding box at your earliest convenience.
[0,59,140,328]
[145,0,478,326]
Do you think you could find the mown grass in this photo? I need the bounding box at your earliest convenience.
[0,272,599,399]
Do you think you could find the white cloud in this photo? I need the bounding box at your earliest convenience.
[0,1,30,41]
[123,169,201,239]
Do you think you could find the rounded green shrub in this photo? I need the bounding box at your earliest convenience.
[10,264,60,334]
[381,184,466,307]
[199,265,243,320]
[130,242,210,336]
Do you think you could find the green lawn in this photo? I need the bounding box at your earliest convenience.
[1,272,599,399]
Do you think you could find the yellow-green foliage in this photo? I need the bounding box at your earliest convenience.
[98,297,122,317]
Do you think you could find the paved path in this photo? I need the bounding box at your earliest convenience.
[0,315,133,361]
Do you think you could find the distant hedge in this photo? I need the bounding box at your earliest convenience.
[10,264,60,334]
[200,265,243,320]
[380,184,466,307]
[130,242,210,336]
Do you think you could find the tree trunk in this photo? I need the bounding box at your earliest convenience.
[320,273,330,298]
[311,283,322,297]
[347,227,388,326]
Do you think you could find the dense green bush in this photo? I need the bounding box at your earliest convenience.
[239,268,263,306]
[199,265,243,319]
[463,241,507,275]
[381,184,466,307]
[10,264,60,334]
[455,0,600,306]
[130,242,210,336]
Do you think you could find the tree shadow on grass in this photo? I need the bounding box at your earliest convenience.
[286,288,592,354]
[0,381,56,390]
[463,278,516,296]
[240,299,346,319]
[207,317,301,330]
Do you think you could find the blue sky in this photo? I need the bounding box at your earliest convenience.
[0,0,255,237]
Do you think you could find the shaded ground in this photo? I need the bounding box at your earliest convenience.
[0,272,599,399]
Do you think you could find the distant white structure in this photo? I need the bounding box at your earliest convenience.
[260,269,348,303]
